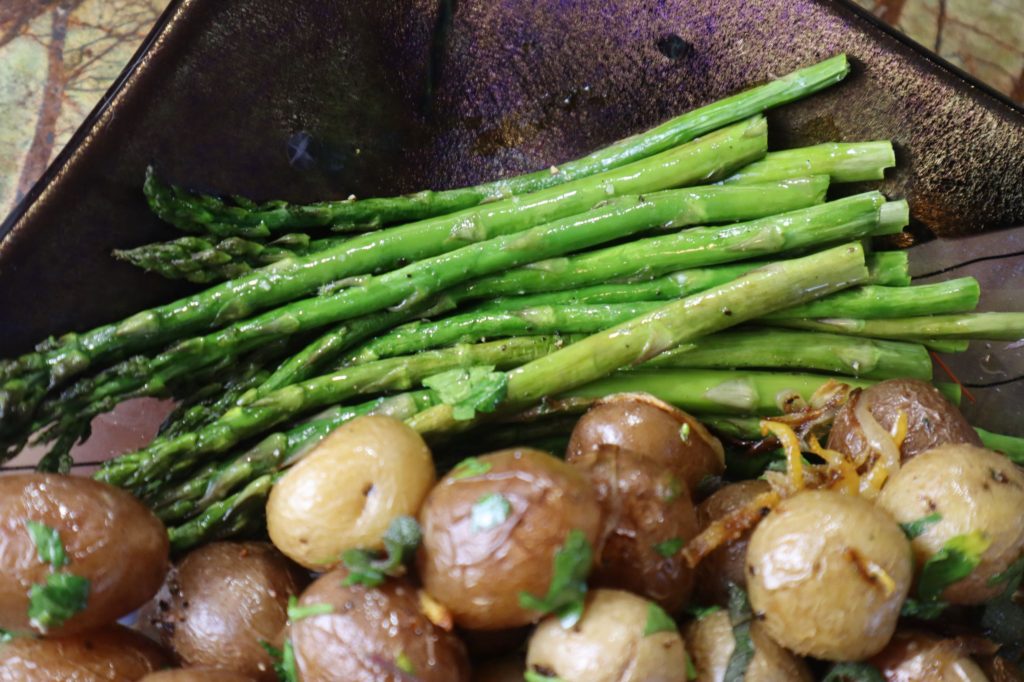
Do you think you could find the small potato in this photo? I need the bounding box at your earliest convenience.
[694,480,772,606]
[0,624,170,681]
[0,474,169,636]
[869,630,989,682]
[746,490,912,661]
[567,393,724,494]
[827,379,981,463]
[417,448,603,629]
[289,569,470,682]
[142,541,308,680]
[877,444,1024,604]
[573,444,699,613]
[267,415,435,569]
[684,610,812,682]
[139,669,258,682]
[526,588,688,682]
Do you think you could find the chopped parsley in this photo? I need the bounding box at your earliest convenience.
[653,538,684,558]
[686,652,698,680]
[917,530,991,601]
[422,365,508,420]
[449,456,492,480]
[525,671,566,682]
[342,516,422,588]
[260,639,299,682]
[679,422,691,442]
[24,520,68,569]
[395,651,416,675]
[899,512,941,540]
[518,529,594,628]
[685,603,723,620]
[471,493,511,532]
[643,602,678,636]
[822,662,885,681]
[723,584,755,682]
[27,572,90,631]
[286,595,333,621]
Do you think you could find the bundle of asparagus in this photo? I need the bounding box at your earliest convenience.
[2,54,1022,552]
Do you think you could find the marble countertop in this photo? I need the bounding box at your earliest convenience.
[1,0,1022,222]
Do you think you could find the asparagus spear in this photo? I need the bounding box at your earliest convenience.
[0,117,767,448]
[404,242,871,436]
[147,55,849,237]
[764,278,979,319]
[166,474,274,551]
[768,312,1024,341]
[722,142,895,185]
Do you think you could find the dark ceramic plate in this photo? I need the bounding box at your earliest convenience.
[2,0,1023,445]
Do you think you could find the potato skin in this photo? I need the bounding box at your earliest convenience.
[827,379,981,462]
[526,589,689,682]
[694,480,772,605]
[0,474,169,636]
[144,542,308,680]
[746,490,912,661]
[684,610,812,682]
[138,670,258,682]
[573,444,699,613]
[417,448,603,630]
[289,569,470,682]
[877,444,1024,604]
[869,631,989,682]
[267,415,436,570]
[0,624,170,681]
[566,393,724,494]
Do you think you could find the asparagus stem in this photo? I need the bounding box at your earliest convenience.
[867,251,911,287]
[166,474,274,552]
[919,339,971,353]
[722,142,895,184]
[768,312,1024,341]
[405,242,871,436]
[147,56,848,237]
[975,427,1024,465]
[763,278,979,319]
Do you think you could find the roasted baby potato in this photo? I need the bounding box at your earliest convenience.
[0,473,169,636]
[746,490,912,660]
[684,609,813,682]
[143,541,308,680]
[869,630,989,682]
[139,669,259,682]
[566,393,724,494]
[288,568,470,682]
[267,415,435,570]
[417,448,602,629]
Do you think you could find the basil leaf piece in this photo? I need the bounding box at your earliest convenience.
[422,366,508,420]
[450,456,492,480]
[286,595,333,621]
[518,529,593,628]
[643,602,678,636]
[27,573,90,631]
[342,516,422,587]
[723,583,755,682]
[471,493,511,532]
[917,531,991,602]
[653,538,684,558]
[822,662,886,681]
[24,520,68,570]
[899,512,941,540]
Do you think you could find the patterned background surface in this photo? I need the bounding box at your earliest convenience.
[1,0,1022,222]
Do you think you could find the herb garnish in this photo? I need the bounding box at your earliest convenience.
[653,538,684,558]
[449,456,492,480]
[286,595,333,621]
[471,493,511,532]
[24,520,68,569]
[422,365,508,420]
[518,529,594,628]
[27,573,90,631]
[723,583,755,682]
[899,512,941,540]
[342,516,422,588]
[643,602,678,636]
[822,662,885,681]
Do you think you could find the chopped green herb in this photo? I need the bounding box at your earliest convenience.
[24,520,68,570]
[643,602,678,636]
[395,651,416,675]
[342,516,422,587]
[450,456,492,480]
[723,584,755,682]
[660,475,683,503]
[686,652,698,680]
[685,604,723,620]
[900,598,948,620]
[422,365,508,420]
[27,572,90,631]
[525,671,566,682]
[899,512,942,540]
[261,639,299,682]
[917,531,992,602]
[471,493,511,532]
[518,529,594,628]
[286,595,333,621]
[822,662,885,681]
[988,553,1024,594]
[679,422,691,442]
[653,538,684,558]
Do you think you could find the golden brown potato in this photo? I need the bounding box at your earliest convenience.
[289,569,470,682]
[746,490,912,661]
[869,631,989,682]
[826,379,981,463]
[267,415,435,570]
[0,474,169,636]
[572,444,699,613]
[566,393,724,494]
[684,609,813,682]
[138,669,258,682]
[877,444,1024,604]
[142,542,308,680]
[417,448,602,630]
[526,589,689,682]
[694,480,772,605]
[0,624,170,681]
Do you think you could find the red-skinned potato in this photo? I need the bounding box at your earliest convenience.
[0,473,169,636]
[288,568,470,682]
[572,444,699,613]
[142,541,308,680]
[869,630,989,682]
[0,624,170,680]
[139,669,259,682]
[566,393,724,494]
[417,448,603,629]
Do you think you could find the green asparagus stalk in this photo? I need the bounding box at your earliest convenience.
[768,312,1024,341]
[975,427,1024,465]
[113,233,347,284]
[722,142,895,185]
[166,474,274,552]
[867,251,911,287]
[1,117,768,450]
[764,278,979,319]
[147,55,849,237]
[404,242,871,436]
